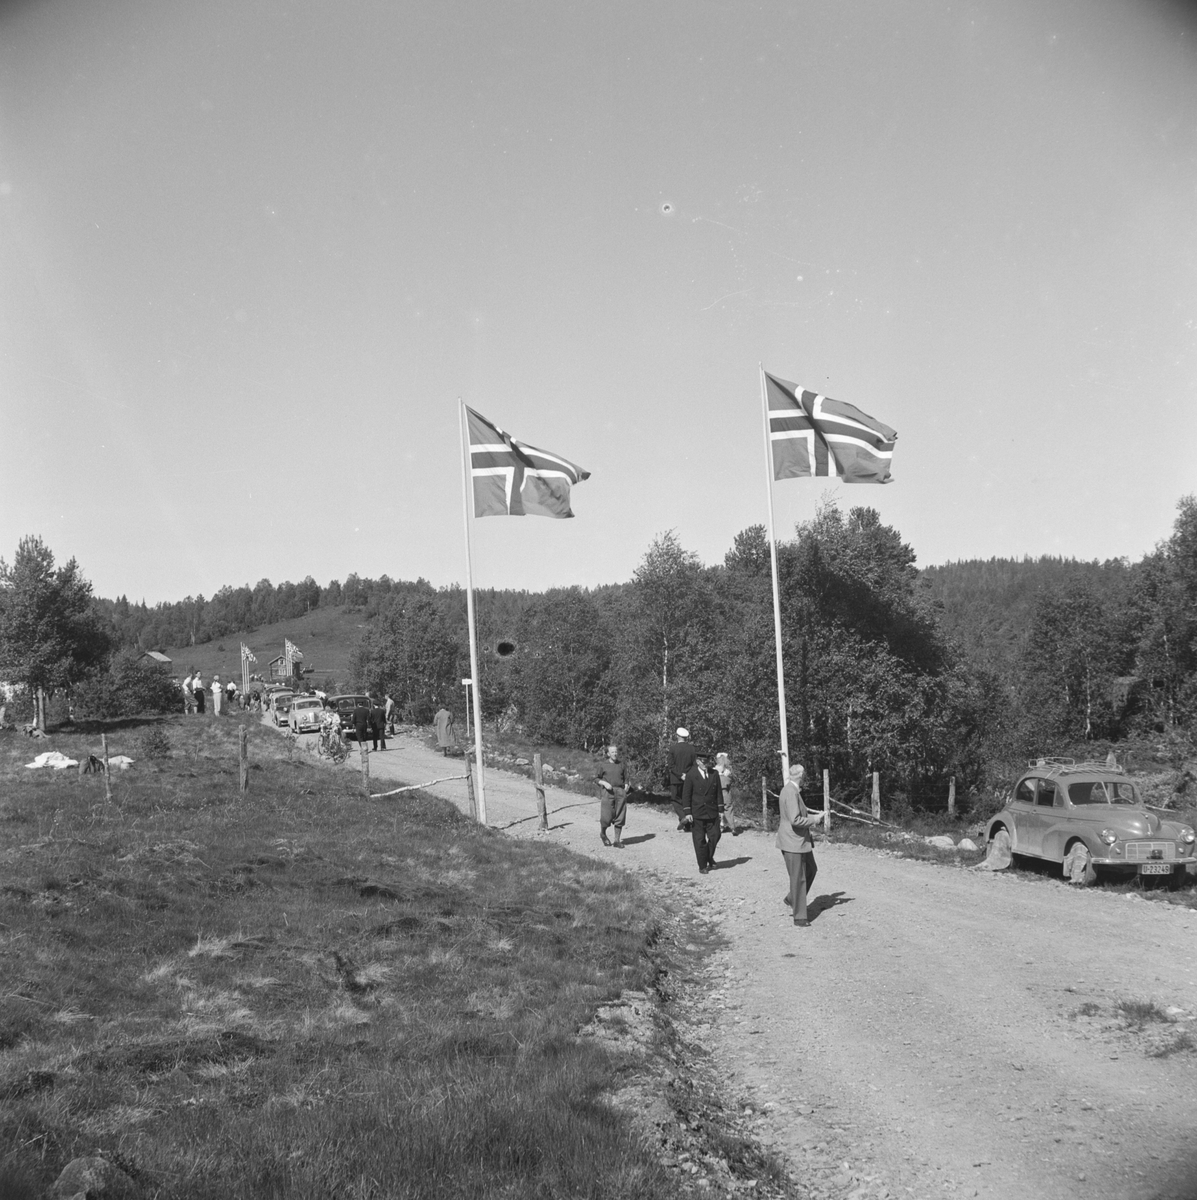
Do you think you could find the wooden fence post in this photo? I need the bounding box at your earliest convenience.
[823,768,831,838]
[239,725,249,793]
[947,774,956,817]
[761,775,767,831]
[871,772,881,821]
[534,752,548,831]
[101,732,112,804]
[358,740,370,790]
[465,753,478,821]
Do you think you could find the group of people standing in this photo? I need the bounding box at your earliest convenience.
[594,727,823,926]
[345,697,390,751]
[180,671,246,716]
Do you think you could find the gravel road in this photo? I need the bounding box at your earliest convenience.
[316,729,1197,1200]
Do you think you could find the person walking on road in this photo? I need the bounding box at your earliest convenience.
[352,698,371,746]
[715,752,735,834]
[384,693,396,736]
[667,727,697,831]
[778,763,824,926]
[434,705,456,755]
[369,697,387,752]
[595,744,629,848]
[682,750,725,874]
[211,675,223,716]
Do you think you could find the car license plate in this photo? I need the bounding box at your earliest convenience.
[1139,862,1173,875]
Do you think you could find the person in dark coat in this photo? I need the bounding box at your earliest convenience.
[368,698,387,751]
[352,699,371,745]
[681,750,725,874]
[667,726,697,831]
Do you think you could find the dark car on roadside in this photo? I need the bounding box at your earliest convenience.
[985,758,1197,885]
[326,694,372,739]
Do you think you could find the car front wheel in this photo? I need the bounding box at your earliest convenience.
[1063,840,1097,886]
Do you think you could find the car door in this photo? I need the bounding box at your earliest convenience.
[1028,778,1062,859]
[1008,777,1039,854]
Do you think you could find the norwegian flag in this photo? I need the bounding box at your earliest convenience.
[465,406,589,518]
[765,372,897,484]
[241,643,256,664]
[284,638,303,662]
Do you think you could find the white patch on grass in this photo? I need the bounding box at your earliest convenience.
[188,932,267,959]
[50,1008,93,1024]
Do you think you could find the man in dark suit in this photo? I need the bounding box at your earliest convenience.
[352,699,371,746]
[681,750,725,875]
[368,698,387,752]
[667,726,697,831]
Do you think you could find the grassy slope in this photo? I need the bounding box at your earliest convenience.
[0,717,684,1200]
[159,606,367,689]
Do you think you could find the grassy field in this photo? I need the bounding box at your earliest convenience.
[159,607,367,691]
[0,716,691,1199]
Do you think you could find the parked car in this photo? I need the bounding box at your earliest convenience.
[289,696,325,735]
[326,694,371,738]
[985,759,1197,885]
[269,690,294,726]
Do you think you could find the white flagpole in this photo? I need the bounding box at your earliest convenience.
[458,399,488,824]
[759,365,791,778]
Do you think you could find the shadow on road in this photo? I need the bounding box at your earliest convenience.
[712,856,752,870]
[807,891,852,921]
[620,833,656,846]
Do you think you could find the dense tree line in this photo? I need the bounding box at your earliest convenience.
[8,494,1197,803]
[93,572,412,652]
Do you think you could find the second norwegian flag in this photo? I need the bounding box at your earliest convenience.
[764,371,897,485]
[465,406,590,518]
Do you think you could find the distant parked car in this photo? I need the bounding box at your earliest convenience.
[289,696,324,735]
[326,694,371,739]
[269,690,294,726]
[985,759,1197,885]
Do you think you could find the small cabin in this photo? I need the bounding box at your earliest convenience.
[139,651,173,671]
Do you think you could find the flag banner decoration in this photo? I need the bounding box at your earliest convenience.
[241,644,256,663]
[466,406,590,518]
[764,372,897,484]
[284,638,303,662]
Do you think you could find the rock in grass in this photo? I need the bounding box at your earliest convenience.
[926,835,957,850]
[52,1157,141,1199]
[958,837,979,852]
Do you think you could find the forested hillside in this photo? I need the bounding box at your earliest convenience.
[8,496,1197,808]
[922,556,1130,675]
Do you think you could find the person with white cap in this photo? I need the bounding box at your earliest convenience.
[666,726,697,831]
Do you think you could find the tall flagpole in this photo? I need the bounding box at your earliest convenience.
[458,399,488,824]
[759,365,791,778]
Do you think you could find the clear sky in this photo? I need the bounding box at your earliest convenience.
[2,0,1195,603]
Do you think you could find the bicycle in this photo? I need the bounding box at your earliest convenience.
[317,724,350,764]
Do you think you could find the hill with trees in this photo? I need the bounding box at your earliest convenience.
[6,495,1197,806]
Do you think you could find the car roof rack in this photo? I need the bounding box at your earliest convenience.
[1029,757,1125,776]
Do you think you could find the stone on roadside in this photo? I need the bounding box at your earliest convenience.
[52,1157,141,1200]
[927,835,957,850]
[958,837,979,852]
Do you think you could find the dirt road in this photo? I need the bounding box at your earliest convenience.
[313,729,1197,1200]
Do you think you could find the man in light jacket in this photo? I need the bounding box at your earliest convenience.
[777,763,824,926]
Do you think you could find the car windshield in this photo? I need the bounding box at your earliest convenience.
[1067,780,1140,806]
[294,699,321,710]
